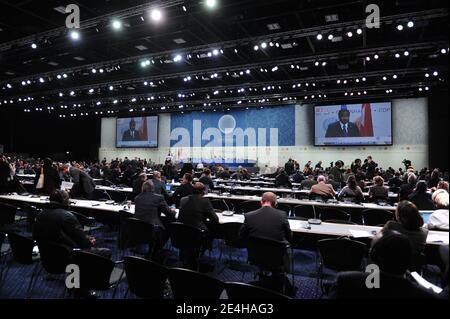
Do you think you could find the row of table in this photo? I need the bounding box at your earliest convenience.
[0,193,447,246]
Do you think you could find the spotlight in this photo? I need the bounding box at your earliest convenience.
[63,74,68,78]
[433,71,439,76]
[322,62,327,66]
[212,49,219,55]
[374,54,379,59]
[261,42,267,49]
[356,28,363,35]
[92,68,97,74]
[6,83,12,89]
[316,34,323,40]
[57,75,62,79]
[315,61,319,66]
[112,20,122,30]
[347,31,353,38]
[366,56,371,61]
[39,77,45,83]
[407,21,414,28]
[393,74,398,79]
[397,24,404,31]
[206,0,217,8]
[151,9,163,21]
[395,53,400,58]
[404,51,409,56]
[70,30,80,40]
[31,43,37,49]
[245,69,251,74]
[441,48,447,54]
[253,45,259,51]
[328,34,334,40]
[173,54,182,62]
[425,73,430,78]
[109,85,114,91]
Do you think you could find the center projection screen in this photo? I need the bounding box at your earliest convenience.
[116,116,158,148]
[314,102,393,146]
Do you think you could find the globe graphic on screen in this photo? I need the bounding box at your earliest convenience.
[218,115,236,134]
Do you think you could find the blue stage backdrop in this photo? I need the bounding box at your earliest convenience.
[170,106,296,147]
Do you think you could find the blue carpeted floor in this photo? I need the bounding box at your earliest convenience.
[0,220,443,299]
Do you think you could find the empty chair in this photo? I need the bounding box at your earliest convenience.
[32,241,73,297]
[69,211,97,234]
[219,222,246,262]
[168,222,206,270]
[319,208,351,222]
[71,250,124,298]
[361,209,394,226]
[317,238,367,293]
[7,232,36,264]
[124,256,168,299]
[241,201,261,214]
[0,203,17,230]
[168,268,224,299]
[292,205,316,220]
[276,204,292,215]
[225,282,292,299]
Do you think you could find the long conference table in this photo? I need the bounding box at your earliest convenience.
[0,193,447,247]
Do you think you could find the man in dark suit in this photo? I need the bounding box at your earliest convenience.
[134,181,176,256]
[172,173,194,208]
[329,230,437,299]
[239,192,292,244]
[178,182,219,231]
[63,165,96,199]
[325,109,361,138]
[122,119,141,141]
[275,169,292,188]
[152,171,168,197]
[33,190,110,257]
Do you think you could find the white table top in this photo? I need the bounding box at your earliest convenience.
[0,194,446,246]
[95,185,134,193]
[205,193,397,211]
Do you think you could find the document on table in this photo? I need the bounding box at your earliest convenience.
[349,229,373,238]
[410,272,443,294]
[427,233,449,244]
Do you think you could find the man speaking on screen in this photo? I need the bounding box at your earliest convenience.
[122,119,142,141]
[325,109,361,138]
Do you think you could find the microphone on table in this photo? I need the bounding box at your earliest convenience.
[103,190,115,204]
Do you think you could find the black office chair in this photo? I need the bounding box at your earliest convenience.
[317,238,367,295]
[168,222,206,271]
[246,237,292,295]
[319,208,351,222]
[71,250,124,299]
[225,282,292,299]
[69,211,97,234]
[120,218,158,257]
[276,204,292,215]
[218,222,247,265]
[0,203,17,231]
[0,232,6,283]
[1,232,38,292]
[361,209,394,226]
[15,203,40,231]
[241,201,261,214]
[292,205,316,220]
[168,268,224,299]
[309,194,332,202]
[123,256,169,299]
[33,241,73,298]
